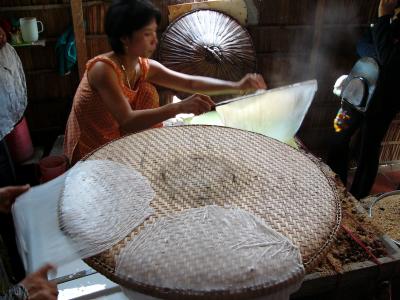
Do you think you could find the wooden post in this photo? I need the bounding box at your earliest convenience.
[71,0,88,79]
[309,0,326,77]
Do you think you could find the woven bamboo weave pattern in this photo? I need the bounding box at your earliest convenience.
[83,126,341,298]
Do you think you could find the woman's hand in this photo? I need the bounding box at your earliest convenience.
[0,185,30,214]
[379,0,398,17]
[236,73,267,94]
[21,264,58,300]
[177,94,215,115]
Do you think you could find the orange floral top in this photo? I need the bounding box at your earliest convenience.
[63,56,162,165]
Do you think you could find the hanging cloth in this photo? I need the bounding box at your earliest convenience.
[55,25,77,76]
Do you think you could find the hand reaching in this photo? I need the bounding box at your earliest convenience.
[20,264,58,300]
[177,94,215,115]
[236,73,267,94]
[0,184,30,213]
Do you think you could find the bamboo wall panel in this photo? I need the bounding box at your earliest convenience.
[152,0,210,30]
[323,0,379,25]
[248,26,314,53]
[25,71,79,100]
[15,42,57,71]
[86,35,110,59]
[380,116,400,163]
[256,54,311,87]
[25,100,71,133]
[257,0,316,25]
[313,26,363,83]
[83,2,109,35]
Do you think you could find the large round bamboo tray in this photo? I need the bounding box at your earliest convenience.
[81,126,342,299]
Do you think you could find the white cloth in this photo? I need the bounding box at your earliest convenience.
[0,43,27,140]
[333,74,348,97]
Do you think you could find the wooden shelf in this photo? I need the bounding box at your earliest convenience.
[11,39,46,48]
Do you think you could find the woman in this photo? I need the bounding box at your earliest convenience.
[64,0,266,165]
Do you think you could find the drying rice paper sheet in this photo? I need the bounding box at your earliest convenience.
[116,205,305,298]
[60,160,155,257]
[190,80,317,144]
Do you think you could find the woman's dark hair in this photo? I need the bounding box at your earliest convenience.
[105,0,161,54]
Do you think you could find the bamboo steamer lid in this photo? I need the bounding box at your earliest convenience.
[159,9,257,100]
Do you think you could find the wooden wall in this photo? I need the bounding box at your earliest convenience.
[1,0,381,158]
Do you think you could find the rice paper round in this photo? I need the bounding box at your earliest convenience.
[60,160,155,258]
[116,205,304,298]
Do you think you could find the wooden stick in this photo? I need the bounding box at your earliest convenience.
[341,224,381,265]
[71,0,88,79]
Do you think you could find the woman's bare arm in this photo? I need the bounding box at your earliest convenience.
[87,61,214,133]
[147,60,266,95]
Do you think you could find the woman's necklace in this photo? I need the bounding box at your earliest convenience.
[120,64,135,90]
[117,56,136,90]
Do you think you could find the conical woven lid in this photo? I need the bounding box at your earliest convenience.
[79,126,342,299]
[159,9,256,83]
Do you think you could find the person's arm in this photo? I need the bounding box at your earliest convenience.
[147,59,266,95]
[19,264,58,300]
[0,185,29,214]
[88,61,214,133]
[372,0,400,66]
[0,260,57,299]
